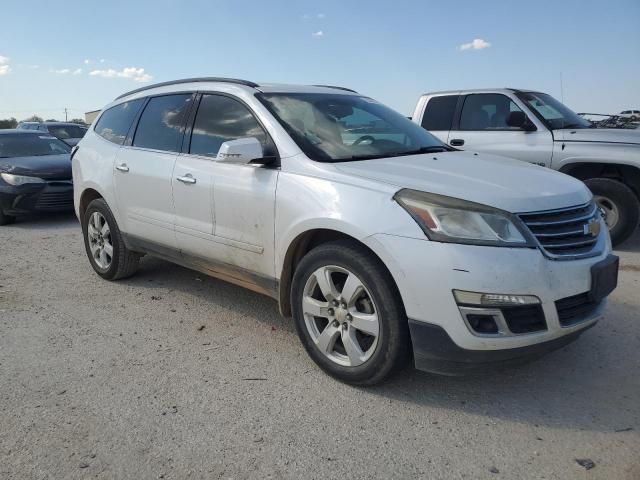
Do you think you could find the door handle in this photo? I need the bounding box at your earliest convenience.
[450,138,465,147]
[176,174,196,185]
[115,163,129,172]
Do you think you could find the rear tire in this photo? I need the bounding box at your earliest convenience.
[584,178,639,247]
[82,198,140,280]
[0,210,16,226]
[291,240,410,385]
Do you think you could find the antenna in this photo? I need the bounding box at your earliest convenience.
[560,72,564,104]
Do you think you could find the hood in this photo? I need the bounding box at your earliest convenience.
[0,153,72,180]
[555,128,640,145]
[334,151,591,213]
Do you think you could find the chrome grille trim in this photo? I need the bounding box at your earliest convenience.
[518,202,604,260]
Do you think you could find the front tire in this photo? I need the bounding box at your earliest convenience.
[585,178,639,246]
[82,198,140,280]
[291,240,410,385]
[0,209,16,226]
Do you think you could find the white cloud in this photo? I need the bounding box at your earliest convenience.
[72,68,83,75]
[99,58,105,63]
[84,59,90,65]
[0,55,10,75]
[89,66,153,83]
[311,30,324,38]
[459,38,491,51]
[317,13,325,19]
[52,68,71,74]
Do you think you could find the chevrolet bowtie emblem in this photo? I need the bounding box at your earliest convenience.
[584,218,600,237]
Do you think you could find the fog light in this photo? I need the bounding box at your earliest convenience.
[454,290,540,307]
[466,314,499,334]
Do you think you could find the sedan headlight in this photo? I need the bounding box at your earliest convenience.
[0,173,46,186]
[394,189,532,247]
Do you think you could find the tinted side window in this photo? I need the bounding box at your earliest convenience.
[459,94,523,130]
[132,95,192,152]
[189,95,268,158]
[95,99,144,145]
[421,95,459,131]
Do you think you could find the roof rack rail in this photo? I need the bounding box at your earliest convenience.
[312,85,358,93]
[115,77,259,100]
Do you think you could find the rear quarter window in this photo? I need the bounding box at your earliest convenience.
[421,95,459,131]
[94,99,145,145]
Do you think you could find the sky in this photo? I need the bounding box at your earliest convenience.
[1,0,638,121]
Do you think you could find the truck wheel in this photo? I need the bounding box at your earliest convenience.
[82,198,140,280]
[584,178,639,246]
[291,240,410,385]
[0,209,16,226]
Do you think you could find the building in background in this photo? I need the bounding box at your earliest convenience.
[84,110,100,125]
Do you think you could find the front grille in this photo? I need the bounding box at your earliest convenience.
[518,202,601,259]
[35,190,74,210]
[555,292,600,326]
[502,305,547,334]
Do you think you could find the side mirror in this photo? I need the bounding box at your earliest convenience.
[215,137,264,164]
[506,111,537,131]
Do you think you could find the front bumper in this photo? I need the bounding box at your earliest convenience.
[0,181,74,215]
[363,233,614,373]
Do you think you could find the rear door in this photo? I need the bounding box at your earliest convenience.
[418,94,459,144]
[448,93,553,167]
[114,94,194,249]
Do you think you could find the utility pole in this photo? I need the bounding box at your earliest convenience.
[64,108,68,122]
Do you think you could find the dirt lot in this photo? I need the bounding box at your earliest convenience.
[1,213,639,480]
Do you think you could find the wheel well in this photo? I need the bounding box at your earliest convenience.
[79,188,103,218]
[278,229,391,318]
[560,163,640,199]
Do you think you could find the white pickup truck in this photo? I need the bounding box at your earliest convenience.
[412,89,640,245]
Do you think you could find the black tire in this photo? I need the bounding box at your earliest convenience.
[584,178,639,247]
[82,198,140,280]
[0,209,16,226]
[291,240,410,385]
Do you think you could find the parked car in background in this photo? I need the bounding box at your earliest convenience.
[17,121,88,146]
[412,89,640,245]
[73,78,617,385]
[619,110,640,121]
[0,130,73,225]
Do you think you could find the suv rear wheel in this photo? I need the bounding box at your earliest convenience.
[291,240,409,385]
[82,198,140,280]
[585,178,639,246]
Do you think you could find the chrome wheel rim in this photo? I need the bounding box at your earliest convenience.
[594,195,619,230]
[302,265,380,367]
[87,212,113,269]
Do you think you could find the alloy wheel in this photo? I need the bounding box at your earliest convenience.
[87,211,113,269]
[594,195,620,230]
[302,265,380,367]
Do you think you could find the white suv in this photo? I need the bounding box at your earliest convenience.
[73,78,618,385]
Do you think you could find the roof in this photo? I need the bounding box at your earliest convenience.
[0,129,45,135]
[115,77,358,101]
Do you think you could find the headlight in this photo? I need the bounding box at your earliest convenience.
[394,189,532,246]
[0,173,46,186]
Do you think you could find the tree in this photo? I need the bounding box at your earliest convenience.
[0,117,18,129]
[69,118,88,125]
[45,118,60,122]
[20,115,43,123]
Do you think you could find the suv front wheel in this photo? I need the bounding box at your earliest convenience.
[291,240,410,385]
[82,198,140,280]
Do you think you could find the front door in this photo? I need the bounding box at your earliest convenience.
[448,93,553,167]
[175,93,279,280]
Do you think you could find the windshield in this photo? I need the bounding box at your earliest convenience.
[517,92,591,130]
[257,93,448,162]
[0,133,71,158]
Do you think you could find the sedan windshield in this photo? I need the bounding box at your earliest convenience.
[0,133,71,158]
[517,92,591,130]
[48,125,88,139]
[257,93,448,162]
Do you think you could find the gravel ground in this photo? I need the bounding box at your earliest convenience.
[1,213,639,480]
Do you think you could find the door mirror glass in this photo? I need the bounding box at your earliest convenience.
[215,137,264,164]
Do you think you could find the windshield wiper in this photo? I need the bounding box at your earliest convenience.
[392,146,451,156]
